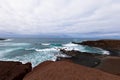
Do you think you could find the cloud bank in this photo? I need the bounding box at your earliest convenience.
[0,0,120,37]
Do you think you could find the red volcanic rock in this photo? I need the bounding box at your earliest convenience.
[23,61,120,80]
[0,61,32,80]
[96,56,120,76]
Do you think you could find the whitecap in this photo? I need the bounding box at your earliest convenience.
[62,42,78,47]
[90,47,110,55]
[35,48,58,52]
[41,43,50,46]
[61,42,86,51]
[4,39,13,42]
[102,50,110,55]
[0,48,60,67]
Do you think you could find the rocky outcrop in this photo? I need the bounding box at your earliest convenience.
[58,49,102,67]
[23,61,120,80]
[77,40,120,56]
[0,38,6,40]
[96,56,120,76]
[0,61,32,80]
[72,40,120,76]
[60,49,103,57]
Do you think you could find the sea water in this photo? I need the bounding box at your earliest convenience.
[0,38,109,67]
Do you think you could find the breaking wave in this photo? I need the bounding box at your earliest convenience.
[62,42,78,47]
[0,39,110,67]
[41,43,50,46]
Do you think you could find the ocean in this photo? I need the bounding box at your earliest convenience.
[0,38,109,67]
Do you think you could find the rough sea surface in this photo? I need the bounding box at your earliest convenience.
[0,38,109,67]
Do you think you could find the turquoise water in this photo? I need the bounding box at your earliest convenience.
[0,38,109,67]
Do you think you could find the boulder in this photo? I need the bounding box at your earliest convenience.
[0,61,32,80]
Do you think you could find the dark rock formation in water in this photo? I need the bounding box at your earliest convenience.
[0,61,32,80]
[73,40,120,56]
[60,49,103,57]
[58,49,102,67]
[23,61,120,80]
[0,38,6,40]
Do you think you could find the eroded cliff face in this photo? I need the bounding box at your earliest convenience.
[0,61,32,80]
[23,61,120,80]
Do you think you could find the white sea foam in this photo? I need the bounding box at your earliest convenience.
[60,47,79,51]
[93,47,110,55]
[102,50,110,55]
[0,47,110,67]
[4,39,13,42]
[62,43,86,51]
[62,43,78,47]
[41,43,50,46]
[35,48,58,52]
[0,41,110,68]
[0,48,60,67]
[55,53,71,58]
[0,46,71,67]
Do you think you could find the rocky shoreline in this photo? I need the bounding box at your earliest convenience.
[57,39,120,76]
[0,61,32,80]
[0,39,120,80]
[57,49,102,67]
[73,39,120,56]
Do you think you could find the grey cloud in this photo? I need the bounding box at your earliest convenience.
[0,0,119,37]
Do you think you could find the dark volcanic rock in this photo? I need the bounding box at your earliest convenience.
[71,54,101,67]
[60,49,102,57]
[60,49,80,56]
[0,61,32,80]
[57,55,101,67]
[0,38,6,40]
[58,49,102,67]
[23,61,120,80]
[75,40,120,56]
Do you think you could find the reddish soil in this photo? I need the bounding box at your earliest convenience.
[24,61,120,80]
[96,56,120,76]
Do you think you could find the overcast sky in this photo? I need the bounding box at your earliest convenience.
[0,0,120,37]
